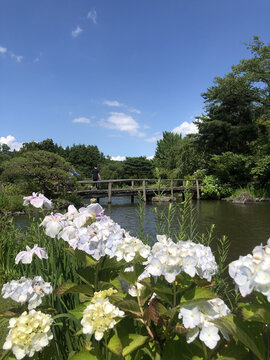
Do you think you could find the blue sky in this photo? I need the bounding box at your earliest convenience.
[1,0,270,159]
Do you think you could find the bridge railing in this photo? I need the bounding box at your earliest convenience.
[77,178,202,203]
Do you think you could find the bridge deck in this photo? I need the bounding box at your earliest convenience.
[75,179,201,204]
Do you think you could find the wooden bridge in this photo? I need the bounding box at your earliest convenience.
[76,179,202,204]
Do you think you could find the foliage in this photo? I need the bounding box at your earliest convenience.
[154,131,182,169]
[195,73,259,155]
[0,184,24,212]
[123,157,153,179]
[201,176,233,200]
[100,160,125,180]
[208,152,251,187]
[250,155,270,185]
[0,150,76,198]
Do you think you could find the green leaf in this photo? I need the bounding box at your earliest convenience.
[56,282,77,296]
[240,303,270,323]
[69,303,90,320]
[64,248,98,267]
[117,300,141,317]
[119,271,138,285]
[69,351,98,360]
[56,283,93,297]
[215,315,265,360]
[178,287,217,308]
[122,334,149,357]
[77,267,96,286]
[107,333,123,357]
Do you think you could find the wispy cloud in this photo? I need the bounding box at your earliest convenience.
[103,100,123,107]
[99,112,145,137]
[0,46,7,54]
[87,9,97,24]
[0,46,23,63]
[103,99,141,114]
[72,26,83,38]
[10,53,23,63]
[0,135,22,151]
[110,155,126,161]
[145,132,162,143]
[172,121,198,136]
[128,107,141,114]
[72,117,91,124]
[147,155,154,160]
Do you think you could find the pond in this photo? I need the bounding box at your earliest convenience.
[99,197,270,263]
[15,197,270,264]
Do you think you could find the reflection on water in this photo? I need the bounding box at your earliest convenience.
[15,196,270,264]
[99,197,270,263]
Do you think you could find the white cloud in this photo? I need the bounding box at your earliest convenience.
[0,46,7,54]
[10,53,23,63]
[110,155,126,161]
[0,135,22,151]
[147,155,154,160]
[72,117,91,124]
[72,26,83,38]
[145,133,162,143]
[100,112,145,137]
[87,9,97,24]
[128,107,141,114]
[103,100,123,107]
[172,121,198,136]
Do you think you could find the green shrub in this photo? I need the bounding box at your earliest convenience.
[201,175,233,199]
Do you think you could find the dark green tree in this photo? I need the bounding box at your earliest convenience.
[232,36,270,119]
[0,150,75,197]
[123,157,153,179]
[154,132,182,169]
[195,73,259,155]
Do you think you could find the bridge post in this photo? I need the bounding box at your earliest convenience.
[171,179,173,197]
[131,180,134,203]
[196,179,200,200]
[142,180,146,202]
[108,182,112,204]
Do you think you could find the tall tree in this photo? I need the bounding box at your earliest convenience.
[154,132,182,168]
[195,73,259,155]
[232,36,270,119]
[123,157,153,179]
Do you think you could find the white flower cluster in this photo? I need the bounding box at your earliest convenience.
[81,288,124,341]
[229,239,270,300]
[58,213,150,262]
[23,193,52,209]
[179,298,230,349]
[2,276,52,310]
[145,235,217,283]
[40,203,104,238]
[3,310,53,360]
[15,244,48,264]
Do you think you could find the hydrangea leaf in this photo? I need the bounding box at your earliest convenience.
[107,333,123,357]
[69,351,98,360]
[122,334,149,357]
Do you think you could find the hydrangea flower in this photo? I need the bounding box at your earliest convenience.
[23,193,52,209]
[81,289,124,341]
[2,276,52,310]
[229,240,270,300]
[3,310,53,359]
[179,298,230,349]
[15,244,48,264]
[145,235,217,283]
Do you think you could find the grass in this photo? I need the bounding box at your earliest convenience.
[232,184,270,198]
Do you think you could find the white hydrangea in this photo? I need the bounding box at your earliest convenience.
[229,239,270,300]
[106,233,150,262]
[81,289,124,341]
[2,276,52,310]
[179,298,230,349]
[3,310,53,359]
[145,235,217,283]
